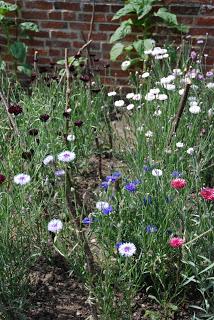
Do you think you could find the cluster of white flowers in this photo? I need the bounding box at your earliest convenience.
[145,88,168,101]
[145,47,169,60]
[188,97,201,114]
[114,100,125,107]
[206,82,214,89]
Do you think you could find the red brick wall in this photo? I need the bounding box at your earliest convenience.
[1,0,214,85]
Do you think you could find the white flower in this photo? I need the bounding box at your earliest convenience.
[154,109,162,116]
[57,151,76,162]
[163,53,169,58]
[145,92,155,101]
[152,169,163,177]
[141,72,150,78]
[137,126,144,132]
[150,88,160,95]
[118,242,136,257]
[14,173,31,185]
[145,130,153,137]
[189,105,201,114]
[164,84,175,91]
[157,94,168,101]
[48,219,63,233]
[108,91,116,97]
[43,155,54,165]
[176,142,184,148]
[188,96,197,102]
[67,134,75,142]
[127,104,134,111]
[132,94,141,101]
[206,82,214,89]
[187,147,194,155]
[55,169,65,176]
[173,69,182,76]
[121,60,131,71]
[126,92,134,99]
[179,89,184,95]
[208,108,213,117]
[114,100,124,107]
[160,77,170,85]
[96,201,110,210]
[155,55,164,60]
[144,49,153,55]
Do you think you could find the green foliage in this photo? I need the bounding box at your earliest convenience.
[110,0,189,67]
[0,1,38,77]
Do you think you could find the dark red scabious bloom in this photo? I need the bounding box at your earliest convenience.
[80,75,90,82]
[171,178,187,189]
[28,128,39,136]
[200,187,214,201]
[0,174,6,184]
[63,111,71,118]
[22,149,34,160]
[40,114,50,122]
[74,120,83,127]
[8,104,23,116]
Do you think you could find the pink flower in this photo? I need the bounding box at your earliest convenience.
[171,178,187,189]
[200,187,214,201]
[169,237,185,248]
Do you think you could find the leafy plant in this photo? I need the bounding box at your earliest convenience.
[110,0,188,65]
[0,1,39,76]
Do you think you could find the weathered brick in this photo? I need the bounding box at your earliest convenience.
[54,2,80,11]
[25,1,53,10]
[63,12,76,21]
[50,31,78,39]
[22,11,48,20]
[41,21,68,29]
[49,11,62,20]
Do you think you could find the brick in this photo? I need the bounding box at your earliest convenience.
[63,12,76,20]
[69,22,93,31]
[170,5,200,15]
[25,1,53,10]
[22,11,48,20]
[54,2,80,11]
[48,11,62,20]
[46,40,72,48]
[25,39,45,47]
[50,31,78,39]
[196,17,214,25]
[83,4,110,13]
[41,21,68,29]
[49,49,61,56]
[99,24,118,32]
[191,28,214,36]
[91,33,108,41]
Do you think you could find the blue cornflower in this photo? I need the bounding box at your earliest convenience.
[115,241,123,249]
[171,170,182,178]
[102,205,113,215]
[143,165,151,172]
[146,224,158,233]
[82,217,94,225]
[112,171,122,178]
[100,181,109,191]
[143,195,152,206]
[132,179,141,185]
[124,183,137,192]
[105,175,117,183]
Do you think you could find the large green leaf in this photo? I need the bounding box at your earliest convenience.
[0,1,17,15]
[112,4,135,20]
[138,4,153,19]
[144,38,155,50]
[9,41,27,63]
[17,63,32,77]
[19,22,39,33]
[110,42,124,61]
[110,19,132,44]
[154,7,178,26]
[133,40,144,57]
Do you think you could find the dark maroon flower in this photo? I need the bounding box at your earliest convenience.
[104,63,110,69]
[40,114,50,122]
[63,111,71,118]
[28,128,39,136]
[22,149,34,160]
[0,174,6,184]
[74,120,83,127]
[8,104,23,116]
[80,75,90,82]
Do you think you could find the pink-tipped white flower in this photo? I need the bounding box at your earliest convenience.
[67,134,75,142]
[187,147,194,155]
[114,100,125,107]
[48,219,63,233]
[127,104,134,111]
[176,142,184,148]
[14,173,31,185]
[108,91,116,97]
[55,169,65,177]
[118,242,136,257]
[121,60,131,71]
[126,92,134,99]
[132,94,141,101]
[141,72,150,78]
[57,151,76,162]
[43,155,54,165]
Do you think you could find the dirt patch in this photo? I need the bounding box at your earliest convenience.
[26,256,90,320]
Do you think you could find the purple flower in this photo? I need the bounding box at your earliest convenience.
[146,225,158,233]
[206,71,213,78]
[105,175,117,183]
[0,174,6,184]
[100,181,109,191]
[190,51,197,60]
[8,104,23,116]
[197,74,205,81]
[40,114,50,122]
[124,183,137,192]
[112,171,122,178]
[48,219,63,233]
[131,179,141,185]
[82,217,93,225]
[171,171,182,178]
[115,242,123,249]
[143,165,151,172]
[102,205,113,215]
